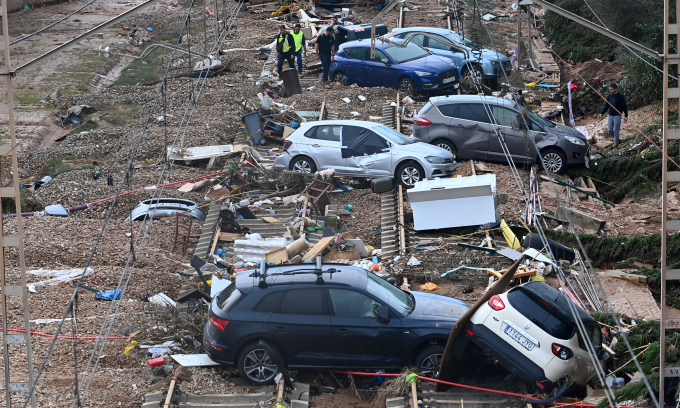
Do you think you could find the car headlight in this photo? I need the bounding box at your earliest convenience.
[425,155,450,164]
[565,136,585,146]
[415,71,434,76]
[491,60,500,66]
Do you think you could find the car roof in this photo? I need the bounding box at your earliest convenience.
[393,27,454,35]
[298,119,384,128]
[235,263,369,294]
[339,39,390,50]
[341,23,387,31]
[513,281,596,326]
[428,95,517,109]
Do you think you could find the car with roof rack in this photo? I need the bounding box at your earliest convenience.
[203,258,471,385]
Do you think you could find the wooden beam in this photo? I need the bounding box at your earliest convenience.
[411,380,418,408]
[446,6,452,30]
[398,185,406,255]
[396,93,401,131]
[319,100,325,121]
[548,206,606,231]
[302,235,335,261]
[399,5,404,28]
[163,378,176,408]
[470,160,476,176]
[277,378,285,403]
[299,197,308,236]
[265,247,289,264]
[209,226,221,255]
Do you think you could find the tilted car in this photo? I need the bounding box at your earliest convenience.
[203,262,471,385]
[126,198,204,221]
[385,27,512,88]
[273,120,456,187]
[329,39,460,93]
[413,95,589,173]
[464,282,607,393]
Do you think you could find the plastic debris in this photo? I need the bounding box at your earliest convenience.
[407,256,421,266]
[420,282,440,291]
[124,340,138,358]
[96,289,122,301]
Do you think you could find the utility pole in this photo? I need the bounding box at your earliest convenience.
[0,0,36,406]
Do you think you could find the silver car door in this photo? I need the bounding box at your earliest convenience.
[488,105,535,163]
[341,125,392,177]
[449,103,491,160]
[307,124,346,172]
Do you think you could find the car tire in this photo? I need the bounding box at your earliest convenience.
[237,343,280,386]
[540,148,566,174]
[290,156,317,174]
[414,345,444,378]
[332,71,347,85]
[396,161,424,188]
[398,77,416,93]
[462,65,484,83]
[432,139,457,160]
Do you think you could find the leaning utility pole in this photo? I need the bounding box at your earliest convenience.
[0,0,36,406]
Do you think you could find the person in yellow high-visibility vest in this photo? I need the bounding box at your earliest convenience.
[291,23,307,75]
[275,24,295,76]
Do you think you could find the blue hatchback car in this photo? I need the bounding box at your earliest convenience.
[329,39,460,93]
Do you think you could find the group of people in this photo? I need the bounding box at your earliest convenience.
[275,24,336,82]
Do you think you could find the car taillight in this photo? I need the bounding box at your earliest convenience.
[283,140,293,151]
[414,116,432,126]
[488,295,505,310]
[210,315,230,331]
[552,343,573,360]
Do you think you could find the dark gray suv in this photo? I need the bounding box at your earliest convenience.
[413,96,589,173]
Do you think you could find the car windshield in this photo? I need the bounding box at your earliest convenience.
[447,32,479,49]
[523,108,556,129]
[374,125,415,145]
[384,42,429,63]
[365,272,413,316]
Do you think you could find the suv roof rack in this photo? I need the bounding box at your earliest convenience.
[249,256,341,288]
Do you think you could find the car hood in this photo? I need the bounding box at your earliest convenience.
[549,122,588,142]
[409,291,471,319]
[479,48,510,63]
[392,141,454,159]
[398,54,458,71]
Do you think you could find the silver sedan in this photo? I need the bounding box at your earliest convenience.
[273,120,456,187]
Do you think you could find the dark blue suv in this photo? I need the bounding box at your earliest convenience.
[204,262,470,385]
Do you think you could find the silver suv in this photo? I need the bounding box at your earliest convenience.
[413,96,589,173]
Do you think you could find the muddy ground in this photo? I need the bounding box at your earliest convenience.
[0,0,671,405]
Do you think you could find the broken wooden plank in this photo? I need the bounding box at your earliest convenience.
[209,227,221,255]
[265,247,289,264]
[262,216,279,223]
[219,232,242,242]
[302,235,335,261]
[324,250,360,262]
[549,206,606,231]
[163,378,176,408]
[470,160,476,176]
[398,185,406,255]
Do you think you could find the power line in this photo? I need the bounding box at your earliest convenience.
[18,4,192,407]
[74,2,245,404]
[10,0,101,45]
[472,1,660,405]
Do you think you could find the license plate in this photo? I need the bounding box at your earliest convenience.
[504,326,535,351]
[443,76,456,84]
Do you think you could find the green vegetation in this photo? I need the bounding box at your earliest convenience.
[96,103,140,126]
[40,157,94,178]
[14,91,45,104]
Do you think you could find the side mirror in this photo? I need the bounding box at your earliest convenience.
[375,306,390,322]
[381,59,391,65]
[517,123,528,130]
[599,349,612,362]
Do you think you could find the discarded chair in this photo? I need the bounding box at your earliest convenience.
[173,213,200,255]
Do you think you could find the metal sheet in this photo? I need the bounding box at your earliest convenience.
[170,354,221,367]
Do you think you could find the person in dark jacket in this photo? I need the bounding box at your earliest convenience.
[597,83,628,147]
[275,24,295,76]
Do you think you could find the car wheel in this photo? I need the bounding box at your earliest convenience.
[396,161,424,188]
[332,71,347,84]
[462,65,484,83]
[541,148,566,174]
[237,344,279,386]
[290,156,317,174]
[414,345,444,378]
[398,77,416,93]
[432,139,457,160]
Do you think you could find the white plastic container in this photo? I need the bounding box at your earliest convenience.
[341,8,350,17]
[407,175,499,230]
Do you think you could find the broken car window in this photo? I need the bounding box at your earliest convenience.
[341,126,389,157]
[328,289,382,318]
[523,108,556,129]
[375,125,414,145]
[278,289,326,315]
[365,272,412,316]
[309,125,342,142]
[384,42,429,63]
[507,289,574,340]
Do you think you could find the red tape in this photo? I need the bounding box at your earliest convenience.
[1,327,128,340]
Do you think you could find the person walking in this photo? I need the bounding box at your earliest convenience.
[291,23,307,75]
[275,24,295,76]
[315,26,335,82]
[597,83,628,147]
